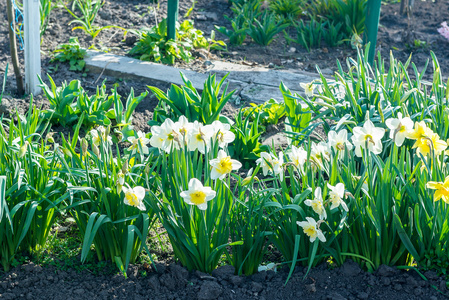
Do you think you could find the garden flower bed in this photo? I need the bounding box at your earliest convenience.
[1,0,449,299]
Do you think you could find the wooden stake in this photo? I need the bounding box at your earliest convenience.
[6,0,25,96]
[24,0,41,95]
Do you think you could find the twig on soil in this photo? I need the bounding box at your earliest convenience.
[92,59,119,85]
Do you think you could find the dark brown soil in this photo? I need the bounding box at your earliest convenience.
[1,260,448,300]
[1,0,449,299]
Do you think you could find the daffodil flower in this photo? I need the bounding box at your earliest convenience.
[304,187,327,220]
[327,183,348,211]
[351,120,385,157]
[90,126,112,146]
[426,176,449,204]
[211,120,235,148]
[180,178,216,210]
[187,121,214,154]
[297,217,326,243]
[128,131,151,155]
[174,116,193,143]
[288,145,307,172]
[117,171,125,194]
[300,81,315,97]
[328,129,353,157]
[256,152,284,179]
[407,121,432,141]
[309,142,330,170]
[385,113,413,147]
[122,186,146,211]
[149,118,180,153]
[210,150,242,180]
[414,132,447,157]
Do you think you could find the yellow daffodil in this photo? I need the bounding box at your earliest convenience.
[413,132,447,157]
[407,121,432,141]
[426,176,449,204]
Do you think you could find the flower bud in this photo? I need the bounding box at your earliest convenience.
[92,144,100,157]
[81,138,88,157]
[62,147,72,158]
[18,141,29,158]
[122,160,128,174]
[242,176,259,186]
[144,164,150,176]
[46,132,55,144]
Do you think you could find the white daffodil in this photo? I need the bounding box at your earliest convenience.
[328,129,353,156]
[304,187,327,220]
[289,145,307,171]
[187,121,214,154]
[180,178,216,210]
[117,171,125,194]
[256,151,284,179]
[327,183,348,211]
[385,112,414,147]
[149,118,182,153]
[174,116,193,143]
[309,142,330,170]
[128,131,151,155]
[211,120,235,148]
[90,126,112,146]
[300,81,315,97]
[297,217,326,243]
[351,120,385,157]
[210,150,242,180]
[122,186,146,211]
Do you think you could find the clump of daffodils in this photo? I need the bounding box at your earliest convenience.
[149,116,235,154]
[407,121,447,157]
[180,178,216,210]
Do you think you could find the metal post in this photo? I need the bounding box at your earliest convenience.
[24,0,41,95]
[364,0,382,65]
[167,0,179,41]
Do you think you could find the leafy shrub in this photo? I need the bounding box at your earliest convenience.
[269,0,305,20]
[39,75,147,131]
[0,104,65,271]
[242,99,286,127]
[129,19,226,65]
[215,15,248,46]
[287,18,324,52]
[228,108,268,167]
[51,37,87,72]
[247,11,289,46]
[149,73,235,125]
